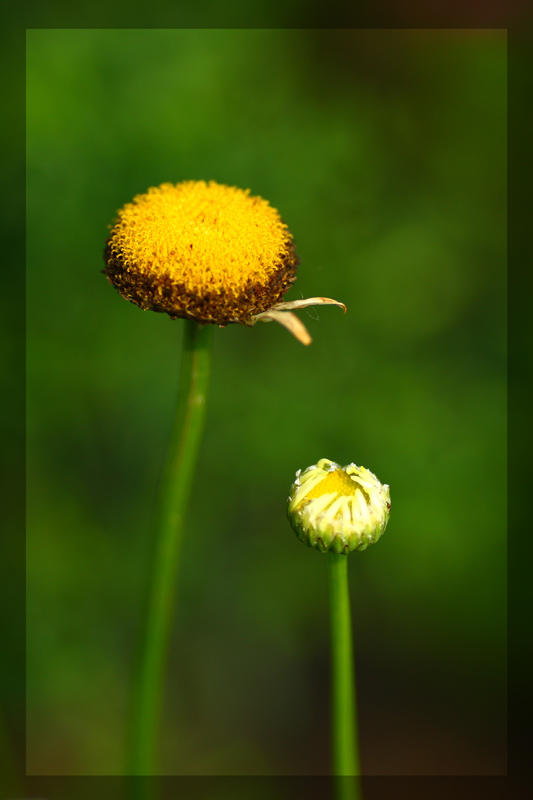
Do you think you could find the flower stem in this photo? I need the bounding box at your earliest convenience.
[328,552,362,800]
[128,320,213,777]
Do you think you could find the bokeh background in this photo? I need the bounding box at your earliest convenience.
[26,29,506,776]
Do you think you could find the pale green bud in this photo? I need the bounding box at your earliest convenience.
[287,458,391,554]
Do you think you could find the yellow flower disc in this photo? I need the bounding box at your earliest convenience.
[103,181,299,325]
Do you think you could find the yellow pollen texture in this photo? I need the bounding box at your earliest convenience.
[306,469,358,500]
[108,181,294,295]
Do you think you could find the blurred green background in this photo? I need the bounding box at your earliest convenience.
[26,29,506,776]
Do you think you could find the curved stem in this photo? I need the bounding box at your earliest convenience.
[128,320,213,777]
[328,553,362,800]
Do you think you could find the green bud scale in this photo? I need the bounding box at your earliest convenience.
[287,458,391,554]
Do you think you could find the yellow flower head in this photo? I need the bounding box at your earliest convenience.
[287,458,391,554]
[103,181,345,344]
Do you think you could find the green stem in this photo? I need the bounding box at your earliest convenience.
[128,320,213,777]
[328,552,362,800]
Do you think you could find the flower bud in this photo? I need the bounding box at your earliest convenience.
[287,458,390,554]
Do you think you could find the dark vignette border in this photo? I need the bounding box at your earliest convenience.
[4,0,530,797]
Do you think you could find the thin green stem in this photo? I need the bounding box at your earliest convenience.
[328,552,362,800]
[128,320,213,777]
